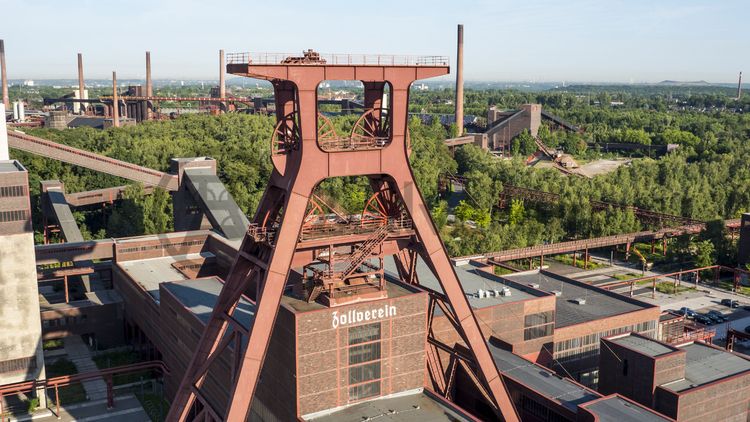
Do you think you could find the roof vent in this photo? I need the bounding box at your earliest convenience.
[551,290,562,297]
[572,297,586,305]
[477,289,485,298]
[501,287,512,297]
[528,283,540,289]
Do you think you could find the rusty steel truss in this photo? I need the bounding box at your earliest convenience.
[166,52,519,421]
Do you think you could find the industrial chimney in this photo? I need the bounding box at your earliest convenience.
[77,53,85,114]
[112,71,120,128]
[1,40,8,109]
[455,24,464,136]
[0,103,8,160]
[738,72,743,100]
[219,49,226,112]
[146,51,153,119]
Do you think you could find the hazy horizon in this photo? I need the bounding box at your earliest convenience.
[1,0,747,83]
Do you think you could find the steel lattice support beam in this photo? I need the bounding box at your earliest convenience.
[168,54,519,421]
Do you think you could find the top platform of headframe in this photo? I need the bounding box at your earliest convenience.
[226,50,449,82]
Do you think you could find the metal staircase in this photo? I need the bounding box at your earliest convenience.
[340,223,390,278]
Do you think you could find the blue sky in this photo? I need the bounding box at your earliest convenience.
[1,0,746,83]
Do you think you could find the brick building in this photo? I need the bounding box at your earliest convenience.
[599,332,750,421]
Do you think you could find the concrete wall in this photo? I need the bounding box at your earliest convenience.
[0,163,46,391]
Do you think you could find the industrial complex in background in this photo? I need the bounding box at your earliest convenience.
[0,24,749,422]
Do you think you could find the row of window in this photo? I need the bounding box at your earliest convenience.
[524,324,554,341]
[524,311,554,327]
[0,185,25,198]
[348,323,382,401]
[0,356,36,375]
[553,320,657,355]
[0,209,28,223]
[117,239,204,254]
[523,311,555,341]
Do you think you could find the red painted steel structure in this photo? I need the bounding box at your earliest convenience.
[167,52,519,421]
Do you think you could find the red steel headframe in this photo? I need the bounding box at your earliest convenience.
[166,52,519,422]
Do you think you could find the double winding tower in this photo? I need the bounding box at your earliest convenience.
[167,50,518,421]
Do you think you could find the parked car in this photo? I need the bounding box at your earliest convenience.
[679,307,696,319]
[707,310,728,322]
[721,298,740,308]
[745,325,750,334]
[694,314,713,325]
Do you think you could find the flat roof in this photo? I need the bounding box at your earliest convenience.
[501,270,653,328]
[488,342,599,412]
[384,257,543,308]
[162,277,254,327]
[583,396,671,422]
[661,342,750,392]
[0,160,24,173]
[304,389,474,422]
[609,333,675,357]
[118,252,213,302]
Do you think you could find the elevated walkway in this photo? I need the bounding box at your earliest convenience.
[7,130,178,190]
[182,168,249,240]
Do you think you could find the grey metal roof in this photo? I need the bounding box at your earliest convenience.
[488,342,599,412]
[383,257,543,308]
[46,188,84,243]
[661,342,750,392]
[610,334,675,357]
[304,389,474,422]
[584,396,671,422]
[118,252,214,302]
[183,167,250,240]
[501,271,652,328]
[0,160,22,173]
[162,277,254,328]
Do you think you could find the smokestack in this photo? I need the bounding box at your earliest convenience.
[738,72,743,100]
[1,40,9,109]
[0,103,8,160]
[77,53,85,114]
[455,24,464,137]
[146,51,153,120]
[146,51,153,97]
[219,49,226,112]
[112,71,119,128]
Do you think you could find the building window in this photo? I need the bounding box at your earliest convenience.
[0,209,28,223]
[349,342,381,365]
[349,381,380,400]
[348,323,382,402]
[349,323,381,345]
[349,362,381,384]
[0,185,25,197]
[524,311,554,340]
[0,356,36,375]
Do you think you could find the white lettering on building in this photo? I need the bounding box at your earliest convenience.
[332,304,397,329]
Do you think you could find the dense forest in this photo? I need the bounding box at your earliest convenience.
[10,85,749,267]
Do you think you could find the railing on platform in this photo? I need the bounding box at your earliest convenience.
[247,216,413,246]
[226,52,449,66]
[0,360,169,422]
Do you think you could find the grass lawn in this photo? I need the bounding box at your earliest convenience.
[92,351,152,386]
[42,339,64,351]
[494,266,516,276]
[717,280,750,296]
[553,254,605,270]
[46,358,87,406]
[654,282,695,295]
[136,392,169,422]
[612,273,640,281]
